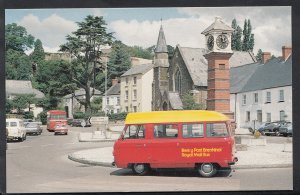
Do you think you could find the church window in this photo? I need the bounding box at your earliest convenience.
[175,69,182,93]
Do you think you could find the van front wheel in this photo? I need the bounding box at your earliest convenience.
[132,163,149,175]
[197,163,217,177]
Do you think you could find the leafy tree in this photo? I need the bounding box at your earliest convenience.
[30,39,45,67]
[182,93,203,110]
[11,94,36,114]
[5,23,35,52]
[256,49,263,62]
[129,46,153,59]
[6,99,13,113]
[91,97,102,114]
[107,40,131,87]
[60,15,114,114]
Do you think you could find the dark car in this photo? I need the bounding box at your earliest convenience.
[24,122,43,135]
[67,118,73,125]
[71,119,91,127]
[257,122,272,134]
[259,122,285,136]
[279,122,292,137]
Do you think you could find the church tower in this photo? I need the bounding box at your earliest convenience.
[152,24,170,111]
[202,17,235,128]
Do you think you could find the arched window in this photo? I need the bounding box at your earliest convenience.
[174,69,181,93]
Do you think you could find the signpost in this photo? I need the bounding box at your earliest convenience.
[90,117,109,137]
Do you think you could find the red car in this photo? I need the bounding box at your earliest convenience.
[54,123,68,135]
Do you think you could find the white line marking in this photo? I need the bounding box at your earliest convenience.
[64,143,75,145]
[41,144,54,147]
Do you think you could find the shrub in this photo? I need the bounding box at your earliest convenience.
[108,112,128,122]
[37,111,47,125]
[23,111,34,119]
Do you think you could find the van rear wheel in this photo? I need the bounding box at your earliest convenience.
[132,163,149,175]
[197,163,217,177]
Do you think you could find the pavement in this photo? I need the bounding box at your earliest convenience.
[68,127,293,170]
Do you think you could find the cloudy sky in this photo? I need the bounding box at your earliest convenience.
[5,7,291,56]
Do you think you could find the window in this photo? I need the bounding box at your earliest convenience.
[254,93,258,103]
[125,77,128,85]
[242,95,246,105]
[106,97,109,105]
[125,106,128,112]
[182,123,204,138]
[175,69,181,93]
[154,124,178,138]
[219,64,225,70]
[133,76,137,85]
[117,97,120,105]
[279,90,284,102]
[10,122,17,127]
[280,110,285,121]
[266,91,271,103]
[257,110,262,122]
[246,111,250,122]
[123,125,145,139]
[266,113,271,122]
[206,123,228,137]
[125,90,128,100]
[133,89,137,100]
[133,106,137,112]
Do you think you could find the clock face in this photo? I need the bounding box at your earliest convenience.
[207,35,214,50]
[216,34,229,49]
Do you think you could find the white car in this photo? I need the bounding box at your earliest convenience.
[6,118,27,142]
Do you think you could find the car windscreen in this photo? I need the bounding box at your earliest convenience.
[25,123,38,128]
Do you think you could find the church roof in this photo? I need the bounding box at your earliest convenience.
[168,92,183,110]
[155,25,168,53]
[201,17,234,35]
[177,46,257,87]
[233,55,292,93]
[121,63,153,77]
[6,80,45,98]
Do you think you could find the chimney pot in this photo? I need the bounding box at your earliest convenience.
[262,52,271,64]
[282,46,292,61]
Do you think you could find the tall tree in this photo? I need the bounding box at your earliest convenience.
[256,49,263,62]
[231,19,238,50]
[242,19,249,51]
[248,34,255,51]
[235,26,243,51]
[5,23,35,52]
[30,39,45,64]
[60,15,114,114]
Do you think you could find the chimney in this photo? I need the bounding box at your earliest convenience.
[112,78,118,86]
[262,52,271,64]
[282,46,292,61]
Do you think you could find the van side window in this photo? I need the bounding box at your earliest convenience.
[154,124,178,138]
[182,124,204,138]
[206,123,228,137]
[10,122,17,127]
[123,125,145,139]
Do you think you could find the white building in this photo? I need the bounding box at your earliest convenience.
[102,79,121,114]
[6,80,45,118]
[230,47,292,129]
[120,63,154,112]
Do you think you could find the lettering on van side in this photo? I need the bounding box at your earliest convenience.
[181,148,223,158]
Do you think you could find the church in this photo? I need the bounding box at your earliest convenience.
[151,16,292,129]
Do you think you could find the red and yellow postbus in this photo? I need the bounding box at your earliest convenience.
[113,110,238,177]
[47,110,67,132]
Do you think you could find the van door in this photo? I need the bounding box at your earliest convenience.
[148,124,180,168]
[117,124,148,164]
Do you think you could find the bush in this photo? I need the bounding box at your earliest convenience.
[23,111,34,119]
[37,111,48,125]
[108,112,128,122]
[73,112,86,119]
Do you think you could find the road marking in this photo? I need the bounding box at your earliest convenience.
[64,143,75,145]
[41,144,54,147]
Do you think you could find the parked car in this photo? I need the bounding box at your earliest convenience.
[23,119,34,125]
[54,123,68,135]
[71,119,91,127]
[258,122,285,136]
[24,122,43,135]
[257,122,272,134]
[6,118,26,142]
[279,122,293,137]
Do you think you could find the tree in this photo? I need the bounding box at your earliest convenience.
[231,19,238,50]
[30,39,45,66]
[60,15,114,114]
[242,19,249,51]
[11,94,36,114]
[182,93,203,110]
[107,40,131,87]
[256,49,263,62]
[248,34,255,52]
[5,23,35,52]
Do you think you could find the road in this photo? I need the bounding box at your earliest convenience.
[6,126,293,193]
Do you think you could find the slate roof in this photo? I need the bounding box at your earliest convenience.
[105,83,120,96]
[168,92,183,110]
[121,63,153,77]
[6,80,45,98]
[155,25,168,53]
[177,46,257,87]
[236,56,292,93]
[201,17,234,35]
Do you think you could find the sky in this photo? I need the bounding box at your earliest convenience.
[5,7,291,56]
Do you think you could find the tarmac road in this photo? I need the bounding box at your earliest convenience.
[6,126,293,193]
